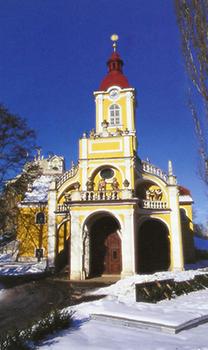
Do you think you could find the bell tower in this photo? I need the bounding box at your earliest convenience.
[94,35,137,149]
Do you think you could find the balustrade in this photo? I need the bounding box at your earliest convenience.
[81,190,121,201]
[142,161,167,182]
[56,203,70,213]
[141,200,168,209]
[56,165,79,189]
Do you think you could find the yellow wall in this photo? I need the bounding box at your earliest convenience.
[17,206,48,258]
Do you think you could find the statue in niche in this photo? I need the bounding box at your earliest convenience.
[146,189,150,200]
[111,177,119,191]
[98,178,106,192]
[146,188,163,201]
[86,177,94,191]
[155,188,162,201]
[146,189,155,201]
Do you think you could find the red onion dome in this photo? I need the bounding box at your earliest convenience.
[99,51,130,91]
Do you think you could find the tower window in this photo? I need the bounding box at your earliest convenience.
[109,104,121,126]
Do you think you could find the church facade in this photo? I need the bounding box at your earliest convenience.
[17,38,195,279]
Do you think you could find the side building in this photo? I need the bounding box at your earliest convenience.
[17,38,195,278]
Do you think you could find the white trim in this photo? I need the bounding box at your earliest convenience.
[81,160,88,191]
[126,91,133,131]
[57,217,70,231]
[125,158,131,187]
[82,138,88,159]
[108,103,122,127]
[80,209,125,232]
[135,177,167,196]
[96,94,103,133]
[94,87,135,95]
[179,195,193,203]
[88,163,125,183]
[137,215,170,232]
[124,135,130,157]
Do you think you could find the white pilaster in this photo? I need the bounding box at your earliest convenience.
[121,209,135,277]
[81,159,88,191]
[168,185,184,271]
[126,91,133,131]
[96,94,103,133]
[70,212,82,280]
[47,180,57,268]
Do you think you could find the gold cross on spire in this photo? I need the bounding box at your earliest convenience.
[110,34,119,52]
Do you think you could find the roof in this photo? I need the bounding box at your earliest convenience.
[178,186,193,203]
[99,51,130,91]
[22,175,55,203]
[178,186,191,196]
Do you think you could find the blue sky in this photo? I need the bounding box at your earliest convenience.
[0,0,207,224]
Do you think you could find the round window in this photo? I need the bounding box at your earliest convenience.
[100,168,114,179]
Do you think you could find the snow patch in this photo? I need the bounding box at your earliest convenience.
[23,175,55,202]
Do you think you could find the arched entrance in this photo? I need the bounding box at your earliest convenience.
[137,219,170,273]
[88,214,122,277]
[55,220,70,272]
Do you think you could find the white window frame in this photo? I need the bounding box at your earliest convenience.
[109,104,121,126]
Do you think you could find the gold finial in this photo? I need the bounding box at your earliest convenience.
[110,34,119,52]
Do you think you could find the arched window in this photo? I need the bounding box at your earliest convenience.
[36,212,45,225]
[109,104,121,126]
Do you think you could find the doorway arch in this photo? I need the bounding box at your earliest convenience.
[55,219,70,272]
[86,213,122,277]
[137,219,170,273]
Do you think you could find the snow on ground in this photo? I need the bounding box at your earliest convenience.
[0,260,46,276]
[37,268,208,350]
[90,268,208,303]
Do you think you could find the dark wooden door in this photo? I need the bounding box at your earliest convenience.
[90,217,122,277]
[104,232,122,274]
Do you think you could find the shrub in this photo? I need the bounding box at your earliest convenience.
[0,309,74,350]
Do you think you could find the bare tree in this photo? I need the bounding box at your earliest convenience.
[0,104,39,233]
[174,0,208,184]
[0,104,36,190]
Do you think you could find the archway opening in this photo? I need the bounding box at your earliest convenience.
[55,220,70,272]
[137,219,170,273]
[89,214,122,277]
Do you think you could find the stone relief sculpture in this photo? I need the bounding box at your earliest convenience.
[86,177,94,191]
[155,188,162,201]
[98,178,106,191]
[111,177,119,191]
[146,188,163,201]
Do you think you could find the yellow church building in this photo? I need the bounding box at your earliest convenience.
[17,36,195,279]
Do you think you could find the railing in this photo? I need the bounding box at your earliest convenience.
[140,200,168,209]
[141,161,168,182]
[81,190,121,201]
[56,165,79,189]
[56,203,70,213]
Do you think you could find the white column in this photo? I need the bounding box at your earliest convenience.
[96,94,103,133]
[168,185,184,271]
[121,209,135,278]
[70,211,82,280]
[126,91,133,131]
[47,180,57,268]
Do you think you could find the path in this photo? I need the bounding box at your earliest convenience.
[0,277,110,334]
